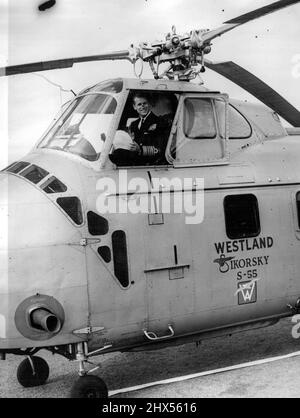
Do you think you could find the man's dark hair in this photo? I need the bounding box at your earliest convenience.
[132,92,154,105]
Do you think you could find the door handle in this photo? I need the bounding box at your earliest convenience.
[143,324,174,341]
[80,238,101,246]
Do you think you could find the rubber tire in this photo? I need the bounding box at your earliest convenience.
[70,375,108,398]
[17,356,50,388]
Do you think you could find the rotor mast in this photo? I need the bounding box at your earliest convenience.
[128,25,211,81]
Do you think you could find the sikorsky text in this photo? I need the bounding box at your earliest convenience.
[213,236,274,281]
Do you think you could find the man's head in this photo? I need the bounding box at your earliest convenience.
[132,94,151,118]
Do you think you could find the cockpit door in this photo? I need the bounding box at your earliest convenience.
[166,93,229,166]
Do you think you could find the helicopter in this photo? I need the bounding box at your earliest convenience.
[0,0,300,398]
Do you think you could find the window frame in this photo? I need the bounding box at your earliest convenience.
[216,102,253,140]
[56,196,84,226]
[40,176,68,194]
[87,211,109,236]
[293,191,300,240]
[183,97,218,140]
[38,92,119,162]
[297,192,300,230]
[112,89,179,169]
[224,193,261,240]
[5,161,31,174]
[20,164,49,184]
[165,92,229,167]
[111,230,130,288]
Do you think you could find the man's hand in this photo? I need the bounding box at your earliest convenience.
[129,142,142,154]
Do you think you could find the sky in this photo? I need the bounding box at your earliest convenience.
[0,0,300,169]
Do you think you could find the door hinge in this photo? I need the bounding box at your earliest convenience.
[73,326,105,335]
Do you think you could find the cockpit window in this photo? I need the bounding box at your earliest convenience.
[6,161,30,174]
[88,79,123,94]
[57,196,83,225]
[20,164,49,184]
[40,176,67,194]
[184,99,217,139]
[79,80,123,95]
[2,162,17,172]
[38,93,117,161]
[215,101,252,139]
[87,211,109,235]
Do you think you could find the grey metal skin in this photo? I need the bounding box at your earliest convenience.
[0,77,299,360]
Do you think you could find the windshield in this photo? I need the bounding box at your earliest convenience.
[39,93,117,161]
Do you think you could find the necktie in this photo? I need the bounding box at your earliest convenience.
[139,118,144,130]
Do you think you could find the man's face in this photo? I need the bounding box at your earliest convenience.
[133,97,151,118]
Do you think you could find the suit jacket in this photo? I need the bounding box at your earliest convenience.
[129,112,167,164]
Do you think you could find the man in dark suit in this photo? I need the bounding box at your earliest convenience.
[128,93,170,165]
[110,92,170,166]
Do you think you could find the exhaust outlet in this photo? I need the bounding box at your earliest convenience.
[30,308,61,333]
[15,294,65,341]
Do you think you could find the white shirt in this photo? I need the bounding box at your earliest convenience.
[138,111,151,129]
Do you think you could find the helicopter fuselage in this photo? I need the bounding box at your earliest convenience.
[0,78,300,359]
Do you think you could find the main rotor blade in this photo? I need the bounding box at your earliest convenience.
[0,50,131,77]
[205,60,300,127]
[202,0,300,43]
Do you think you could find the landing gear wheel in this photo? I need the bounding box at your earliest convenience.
[17,356,50,387]
[70,375,108,398]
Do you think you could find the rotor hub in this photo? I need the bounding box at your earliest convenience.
[129,26,212,81]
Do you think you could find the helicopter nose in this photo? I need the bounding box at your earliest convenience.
[0,171,88,347]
